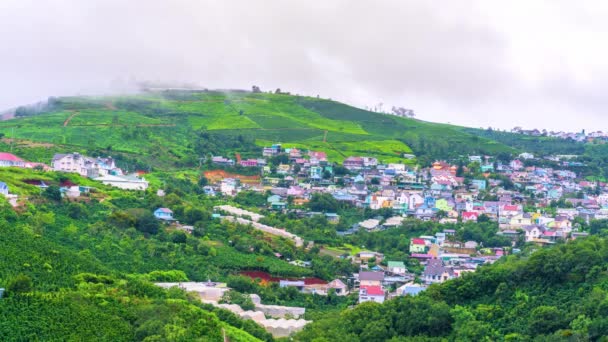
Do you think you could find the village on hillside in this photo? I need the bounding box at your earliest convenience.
[0,142,603,336]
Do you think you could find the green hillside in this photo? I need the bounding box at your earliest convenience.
[0,90,519,169]
[296,236,608,341]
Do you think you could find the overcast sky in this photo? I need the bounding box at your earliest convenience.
[1,0,607,131]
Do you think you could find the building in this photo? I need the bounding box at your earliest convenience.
[94,174,149,190]
[422,259,455,284]
[343,157,364,170]
[0,153,25,167]
[263,144,282,157]
[154,208,174,220]
[359,286,385,304]
[0,182,8,196]
[358,271,384,287]
[395,283,427,296]
[387,261,406,275]
[326,279,349,296]
[52,153,120,177]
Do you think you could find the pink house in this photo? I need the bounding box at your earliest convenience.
[461,211,479,222]
[287,186,306,197]
[239,159,258,167]
[308,151,327,163]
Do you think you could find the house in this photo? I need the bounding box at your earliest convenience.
[358,218,381,231]
[154,208,174,221]
[396,283,426,296]
[0,182,8,196]
[358,271,384,286]
[220,178,240,196]
[359,285,385,304]
[461,211,479,222]
[343,157,364,170]
[357,251,384,263]
[510,159,524,170]
[211,156,234,166]
[519,152,534,160]
[409,238,428,253]
[94,174,149,190]
[308,151,328,164]
[422,259,455,284]
[325,213,340,223]
[239,159,258,167]
[387,261,406,275]
[480,164,494,173]
[61,186,81,198]
[53,153,120,177]
[464,241,479,249]
[0,153,25,167]
[471,179,486,190]
[523,225,543,242]
[326,279,349,296]
[262,144,282,157]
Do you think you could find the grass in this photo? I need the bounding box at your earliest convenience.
[0,90,526,170]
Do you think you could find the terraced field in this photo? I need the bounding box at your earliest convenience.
[0,90,519,169]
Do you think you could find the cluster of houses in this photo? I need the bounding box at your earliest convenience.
[0,151,150,205]
[216,145,603,244]
[511,127,608,143]
[199,144,608,298]
[52,153,149,190]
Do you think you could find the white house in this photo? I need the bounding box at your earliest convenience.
[0,153,25,167]
[359,286,385,304]
[524,225,543,242]
[52,153,120,178]
[94,174,148,190]
[387,261,406,275]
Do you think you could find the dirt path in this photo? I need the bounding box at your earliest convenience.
[63,111,78,126]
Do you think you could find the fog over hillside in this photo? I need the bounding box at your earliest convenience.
[2,1,608,131]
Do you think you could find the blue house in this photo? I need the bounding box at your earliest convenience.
[472,179,486,190]
[154,208,174,220]
[0,182,8,196]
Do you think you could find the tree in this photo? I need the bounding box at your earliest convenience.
[7,274,33,295]
[308,193,339,212]
[43,185,62,201]
[251,85,262,93]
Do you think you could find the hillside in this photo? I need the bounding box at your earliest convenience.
[295,236,608,341]
[0,90,520,169]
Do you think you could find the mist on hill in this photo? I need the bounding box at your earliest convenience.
[2,1,608,130]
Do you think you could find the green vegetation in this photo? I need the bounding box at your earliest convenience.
[296,236,608,341]
[0,167,361,339]
[2,90,531,169]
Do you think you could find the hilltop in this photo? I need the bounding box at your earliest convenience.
[0,90,525,170]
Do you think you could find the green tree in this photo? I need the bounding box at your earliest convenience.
[43,185,62,201]
[7,274,33,295]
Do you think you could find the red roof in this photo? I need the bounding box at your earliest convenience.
[0,152,23,162]
[462,212,478,218]
[503,205,519,211]
[411,238,425,245]
[360,285,384,296]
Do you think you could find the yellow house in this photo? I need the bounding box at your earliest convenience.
[435,198,453,212]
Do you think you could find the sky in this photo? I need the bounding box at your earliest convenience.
[1,0,607,131]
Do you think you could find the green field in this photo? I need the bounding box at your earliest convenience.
[0,90,522,169]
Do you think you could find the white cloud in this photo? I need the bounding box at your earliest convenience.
[0,0,607,131]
